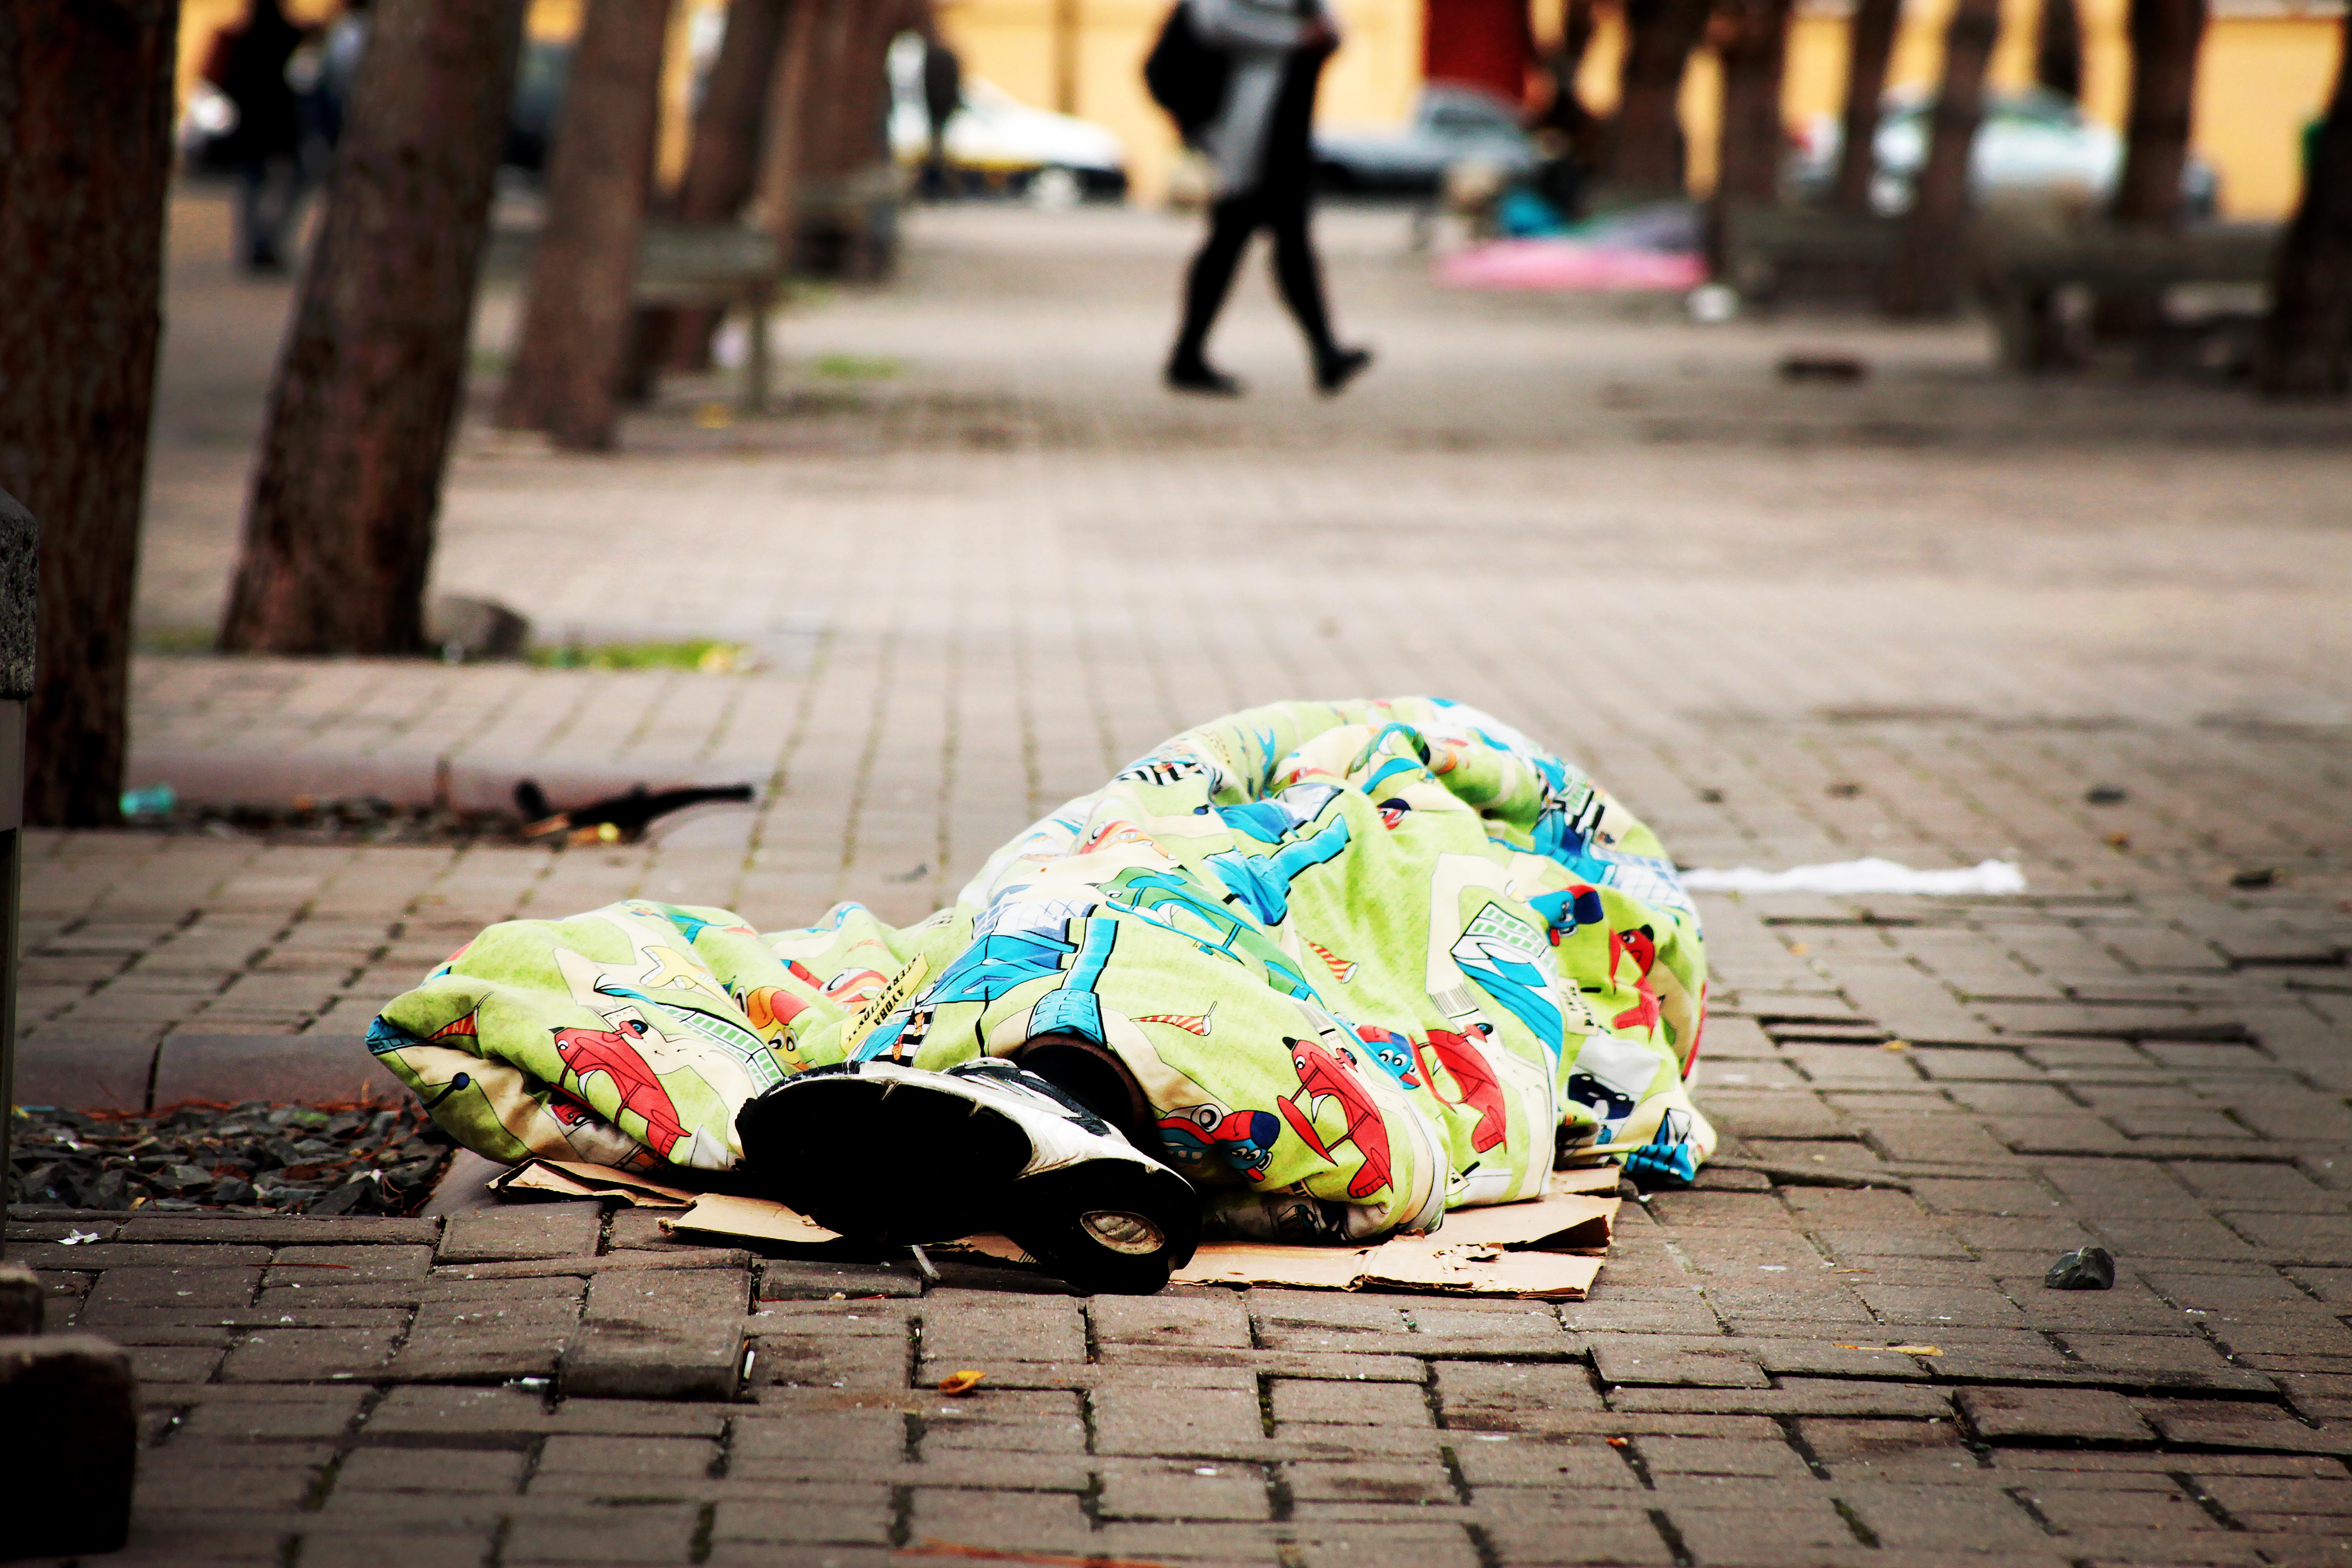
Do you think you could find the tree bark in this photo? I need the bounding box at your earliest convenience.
[1883,0,2000,316]
[217,0,527,657]
[497,0,675,449]
[2035,0,2084,101]
[634,0,791,381]
[1832,0,1900,213]
[0,1,180,828]
[1605,0,1713,198]
[2110,0,2207,227]
[751,0,825,258]
[1713,0,1794,210]
[2257,7,2352,395]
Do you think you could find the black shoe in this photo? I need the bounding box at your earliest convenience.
[1315,346,1373,396]
[735,1058,1200,1295]
[1165,358,1243,397]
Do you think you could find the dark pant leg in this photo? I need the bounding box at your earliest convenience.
[1171,194,1264,368]
[1264,183,1337,360]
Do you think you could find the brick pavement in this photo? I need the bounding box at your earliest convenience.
[10,192,2352,1564]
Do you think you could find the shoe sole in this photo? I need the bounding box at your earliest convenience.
[737,1071,1201,1295]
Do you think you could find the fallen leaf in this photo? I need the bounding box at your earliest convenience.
[937,1369,988,1396]
[59,1230,100,1246]
[1834,1343,1942,1356]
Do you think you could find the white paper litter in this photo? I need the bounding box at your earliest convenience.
[1678,857,2027,895]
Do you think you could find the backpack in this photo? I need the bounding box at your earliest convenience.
[1143,2,1230,145]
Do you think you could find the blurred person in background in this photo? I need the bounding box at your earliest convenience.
[298,0,371,174]
[921,36,962,198]
[203,0,310,271]
[1166,0,1372,397]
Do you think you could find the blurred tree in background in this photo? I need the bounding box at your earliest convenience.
[2036,0,2084,101]
[629,0,792,387]
[498,0,676,450]
[2112,0,2208,229]
[1605,0,1712,199]
[1832,0,1901,213]
[219,0,527,654]
[1885,0,2000,314]
[2259,8,2352,394]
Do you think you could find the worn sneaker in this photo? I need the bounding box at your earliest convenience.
[735,1058,1201,1295]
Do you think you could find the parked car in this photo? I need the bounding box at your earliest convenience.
[887,35,1127,204]
[1313,85,1540,198]
[1791,87,2219,217]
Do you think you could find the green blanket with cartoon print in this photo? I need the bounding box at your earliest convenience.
[368,698,1713,1241]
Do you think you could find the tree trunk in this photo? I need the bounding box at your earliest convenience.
[635,0,791,381]
[1606,0,1713,198]
[0,1,180,828]
[2257,7,2352,395]
[217,0,527,657]
[2035,0,2084,101]
[763,0,904,279]
[1831,0,1900,213]
[752,0,825,258]
[496,0,675,449]
[1713,0,1794,210]
[2111,0,2207,227]
[1883,0,1999,316]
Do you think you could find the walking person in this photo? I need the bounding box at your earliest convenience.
[203,0,310,272]
[1165,0,1372,397]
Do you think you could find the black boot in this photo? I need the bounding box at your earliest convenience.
[1314,345,1372,397]
[1166,356,1244,397]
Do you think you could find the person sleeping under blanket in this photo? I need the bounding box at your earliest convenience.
[366,698,1713,1294]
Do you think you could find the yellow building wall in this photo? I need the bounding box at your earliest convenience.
[941,0,2339,217]
[178,0,2338,218]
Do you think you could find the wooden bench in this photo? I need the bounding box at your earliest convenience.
[485,221,785,412]
[1977,222,2280,372]
[1718,204,1901,305]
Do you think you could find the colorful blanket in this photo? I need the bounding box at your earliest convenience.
[368,698,1713,1241]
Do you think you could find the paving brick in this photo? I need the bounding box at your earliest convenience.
[1434,1362,1606,1430]
[708,1484,897,1544]
[1093,1457,1274,1520]
[1589,1334,1769,1389]
[1270,1379,1433,1427]
[560,1317,745,1402]
[1957,1386,2157,1445]
[1091,1382,1269,1457]
[436,1203,601,1265]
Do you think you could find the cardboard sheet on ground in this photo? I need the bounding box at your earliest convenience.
[648,1164,1623,1298]
[662,1191,843,1246]
[1171,1171,1621,1298]
[489,1158,700,1208]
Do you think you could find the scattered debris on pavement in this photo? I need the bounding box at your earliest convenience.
[113,794,527,846]
[7,1100,451,1217]
[2046,1244,2117,1290]
[514,779,756,846]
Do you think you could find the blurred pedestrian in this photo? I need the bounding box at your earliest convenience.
[299,0,371,174]
[203,0,310,272]
[1166,0,1371,397]
[921,37,962,198]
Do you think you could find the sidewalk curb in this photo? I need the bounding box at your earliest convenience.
[13,1032,402,1112]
